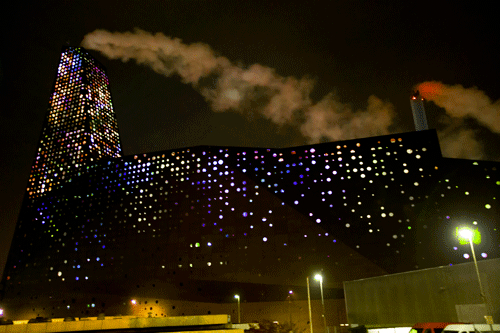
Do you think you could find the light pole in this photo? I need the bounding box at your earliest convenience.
[234,294,240,323]
[307,277,313,333]
[458,228,491,322]
[287,290,293,327]
[315,274,328,333]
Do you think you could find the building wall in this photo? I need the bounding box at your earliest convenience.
[2,48,500,325]
[344,258,500,326]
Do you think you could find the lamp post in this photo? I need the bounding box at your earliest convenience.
[314,274,328,333]
[234,294,240,323]
[458,228,491,322]
[307,277,313,333]
[287,290,293,326]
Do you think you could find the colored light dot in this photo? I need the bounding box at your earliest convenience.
[463,253,470,259]
[263,237,267,242]
[481,253,487,258]
[485,204,491,209]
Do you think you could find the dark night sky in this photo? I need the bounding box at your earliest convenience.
[1,1,500,278]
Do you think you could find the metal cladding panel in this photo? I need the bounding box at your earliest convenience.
[344,258,500,326]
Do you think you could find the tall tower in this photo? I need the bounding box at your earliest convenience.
[410,90,429,131]
[27,47,121,198]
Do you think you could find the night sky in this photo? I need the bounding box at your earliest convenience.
[1,1,500,278]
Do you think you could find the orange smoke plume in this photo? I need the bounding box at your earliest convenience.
[416,81,445,100]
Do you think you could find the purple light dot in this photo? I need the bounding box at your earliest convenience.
[463,253,470,259]
[481,253,488,258]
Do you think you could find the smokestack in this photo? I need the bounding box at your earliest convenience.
[410,90,429,131]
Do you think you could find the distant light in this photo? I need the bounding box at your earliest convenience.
[234,294,240,299]
[131,299,137,305]
[289,290,293,294]
[314,274,323,282]
[0,308,3,316]
[481,253,488,258]
[463,253,470,259]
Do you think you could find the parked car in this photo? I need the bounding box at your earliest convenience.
[0,318,13,325]
[410,322,466,333]
[28,317,52,323]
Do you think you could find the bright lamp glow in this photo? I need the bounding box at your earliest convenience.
[234,294,240,299]
[131,299,137,305]
[459,228,473,239]
[0,308,3,316]
[314,274,323,282]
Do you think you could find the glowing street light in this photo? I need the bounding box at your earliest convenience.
[314,274,328,333]
[287,290,293,326]
[234,294,240,323]
[457,227,491,323]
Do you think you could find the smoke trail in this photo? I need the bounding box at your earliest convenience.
[416,81,500,159]
[81,29,394,143]
[417,81,500,132]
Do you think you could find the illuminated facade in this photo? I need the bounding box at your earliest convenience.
[1,48,499,322]
[28,47,121,199]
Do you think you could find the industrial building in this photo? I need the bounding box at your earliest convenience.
[1,47,499,329]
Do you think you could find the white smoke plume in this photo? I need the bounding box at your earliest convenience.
[416,81,500,160]
[81,29,395,143]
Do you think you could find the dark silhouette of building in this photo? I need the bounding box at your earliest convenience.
[1,47,499,322]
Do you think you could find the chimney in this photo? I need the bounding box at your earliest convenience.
[410,90,429,131]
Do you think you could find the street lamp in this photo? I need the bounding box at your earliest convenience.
[306,277,313,333]
[314,274,328,333]
[458,228,491,322]
[287,290,293,326]
[234,294,240,323]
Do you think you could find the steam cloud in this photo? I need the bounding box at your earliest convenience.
[81,29,394,144]
[81,29,499,160]
[416,81,500,160]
